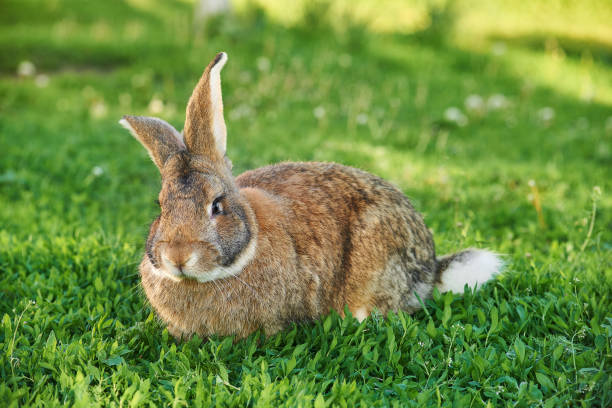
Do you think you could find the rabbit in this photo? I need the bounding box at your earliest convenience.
[119,52,502,340]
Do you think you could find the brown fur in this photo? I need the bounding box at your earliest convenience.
[120,53,456,340]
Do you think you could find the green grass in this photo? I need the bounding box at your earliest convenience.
[1,0,611,406]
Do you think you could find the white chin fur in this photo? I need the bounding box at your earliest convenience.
[149,263,183,282]
[193,237,257,282]
[436,249,502,294]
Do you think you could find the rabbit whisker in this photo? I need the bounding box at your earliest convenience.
[232,275,264,304]
[216,277,235,300]
[211,278,230,302]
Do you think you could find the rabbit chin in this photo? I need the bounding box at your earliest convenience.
[149,237,257,284]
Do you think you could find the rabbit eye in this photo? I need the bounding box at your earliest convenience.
[211,196,224,216]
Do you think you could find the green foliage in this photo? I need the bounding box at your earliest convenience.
[1,0,611,406]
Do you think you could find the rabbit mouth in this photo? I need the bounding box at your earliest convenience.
[154,250,202,282]
[150,265,188,282]
[158,261,192,282]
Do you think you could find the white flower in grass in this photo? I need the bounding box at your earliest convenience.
[537,107,555,124]
[229,104,253,120]
[35,74,49,88]
[90,101,108,119]
[487,94,508,110]
[17,60,36,77]
[356,113,368,125]
[148,97,164,114]
[313,106,326,119]
[443,107,468,127]
[491,42,507,56]
[580,83,595,102]
[256,57,270,72]
[92,166,104,176]
[464,94,485,114]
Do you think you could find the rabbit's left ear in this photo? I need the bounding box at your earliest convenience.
[119,115,185,171]
[183,52,228,163]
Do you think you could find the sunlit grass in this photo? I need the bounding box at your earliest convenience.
[457,0,612,43]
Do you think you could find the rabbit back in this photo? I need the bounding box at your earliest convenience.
[236,161,437,321]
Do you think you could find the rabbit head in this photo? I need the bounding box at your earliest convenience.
[120,52,256,283]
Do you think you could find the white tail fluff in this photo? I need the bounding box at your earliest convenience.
[436,249,502,294]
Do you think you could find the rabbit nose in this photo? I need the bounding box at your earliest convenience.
[161,244,194,270]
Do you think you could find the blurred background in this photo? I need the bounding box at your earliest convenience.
[2,3,611,405]
[0,0,610,255]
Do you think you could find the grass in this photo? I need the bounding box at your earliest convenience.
[1,0,611,406]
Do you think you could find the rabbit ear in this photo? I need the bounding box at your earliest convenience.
[119,115,185,170]
[183,52,228,162]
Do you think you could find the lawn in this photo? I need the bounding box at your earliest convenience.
[1,0,611,406]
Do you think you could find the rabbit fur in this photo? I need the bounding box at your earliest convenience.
[119,52,502,340]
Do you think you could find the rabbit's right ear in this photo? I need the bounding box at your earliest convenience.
[119,115,185,171]
[183,52,228,164]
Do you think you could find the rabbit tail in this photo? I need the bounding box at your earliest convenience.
[435,249,502,294]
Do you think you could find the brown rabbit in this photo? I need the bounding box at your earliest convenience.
[120,52,502,340]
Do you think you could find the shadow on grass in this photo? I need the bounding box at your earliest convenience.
[489,32,612,65]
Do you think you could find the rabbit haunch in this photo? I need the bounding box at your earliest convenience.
[119,52,502,339]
